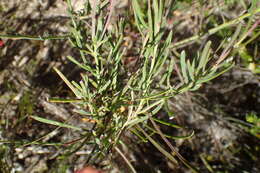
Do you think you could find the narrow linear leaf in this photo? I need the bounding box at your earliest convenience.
[153,0,159,25]
[152,117,183,129]
[48,98,82,103]
[198,41,211,71]
[167,130,195,140]
[189,83,202,91]
[164,100,175,118]
[89,78,98,88]
[132,0,147,29]
[198,63,234,83]
[53,67,79,97]
[79,80,88,97]
[187,60,195,81]
[139,88,173,100]
[159,72,168,85]
[137,99,164,115]
[151,102,164,115]
[125,115,149,129]
[31,116,81,131]
[148,0,154,37]
[180,51,189,83]
[130,129,148,142]
[67,56,94,74]
[73,109,93,116]
[70,27,83,48]
[98,80,111,93]
[167,57,174,87]
[72,81,83,93]
[158,0,164,25]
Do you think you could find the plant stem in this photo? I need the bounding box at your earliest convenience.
[0,34,69,40]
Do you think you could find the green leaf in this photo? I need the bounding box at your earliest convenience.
[154,31,172,77]
[139,89,173,100]
[159,72,168,85]
[53,67,80,97]
[152,117,183,129]
[166,57,174,87]
[137,100,164,115]
[98,80,111,93]
[72,81,83,93]
[67,56,95,75]
[189,83,202,91]
[187,60,195,81]
[132,0,147,30]
[139,54,149,88]
[151,101,164,115]
[180,51,189,83]
[125,115,149,129]
[198,41,211,72]
[70,27,83,48]
[73,109,93,116]
[148,0,154,38]
[48,98,82,103]
[31,116,81,131]
[197,63,234,83]
[130,129,148,142]
[80,80,89,98]
[89,78,98,88]
[158,0,164,25]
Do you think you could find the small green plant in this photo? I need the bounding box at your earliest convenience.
[1,0,259,172]
[28,0,259,171]
[38,0,234,169]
